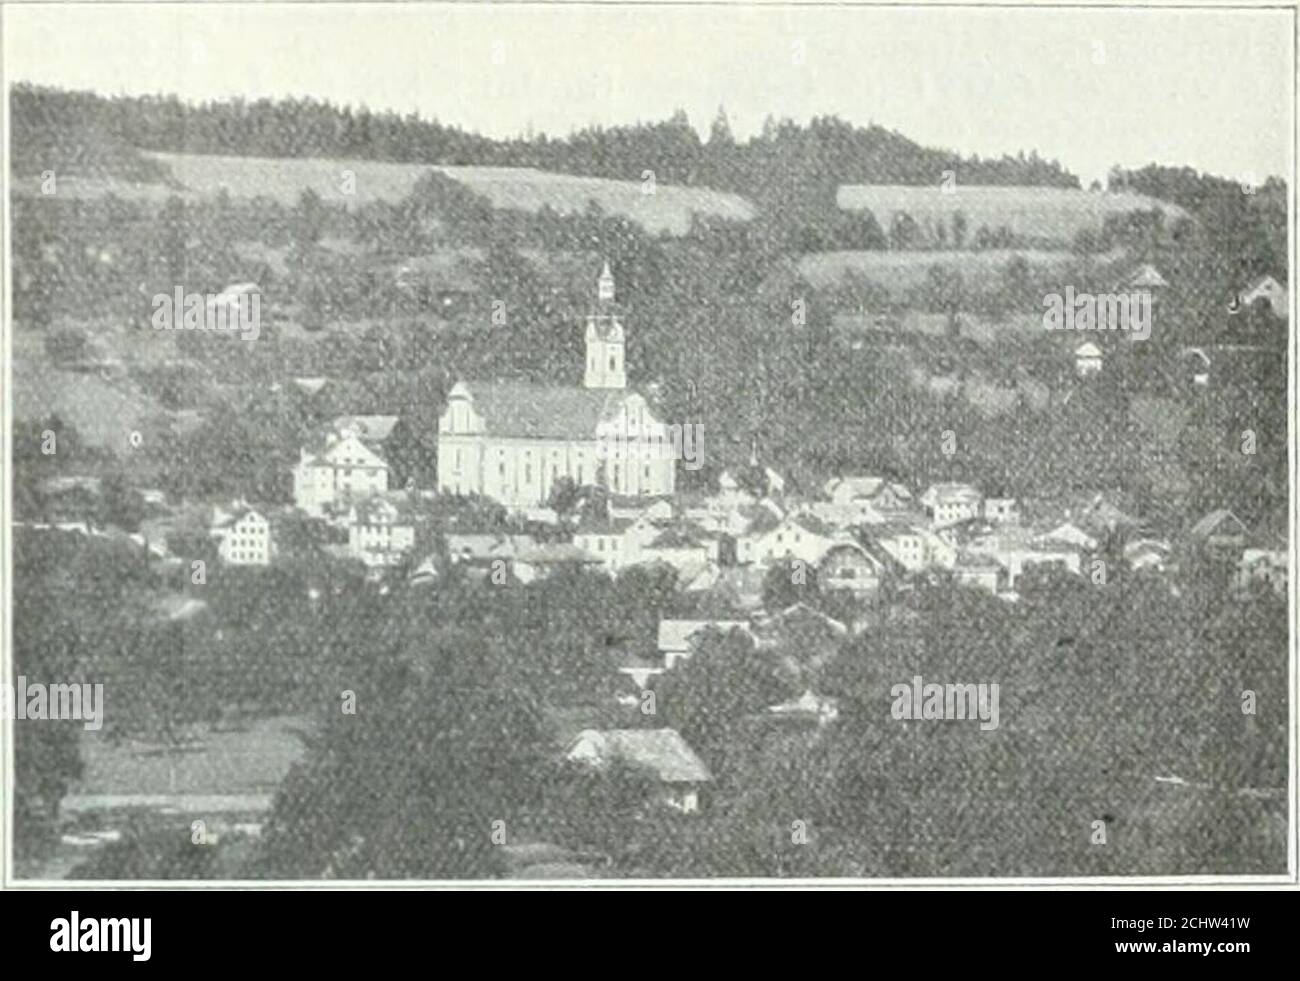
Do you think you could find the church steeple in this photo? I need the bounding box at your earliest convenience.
[585,261,626,389]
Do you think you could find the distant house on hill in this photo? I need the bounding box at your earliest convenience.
[1075,341,1103,377]
[1125,263,1168,291]
[1188,509,1249,559]
[1237,274,1287,320]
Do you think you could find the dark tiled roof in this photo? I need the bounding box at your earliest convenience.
[459,382,626,440]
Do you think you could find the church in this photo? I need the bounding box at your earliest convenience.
[437,263,677,510]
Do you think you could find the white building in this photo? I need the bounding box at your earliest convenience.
[347,496,415,568]
[437,264,676,510]
[1075,342,1103,377]
[920,483,983,529]
[210,504,272,566]
[293,424,390,516]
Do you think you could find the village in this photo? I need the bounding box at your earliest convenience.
[14,252,1289,878]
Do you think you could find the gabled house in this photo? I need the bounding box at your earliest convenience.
[293,422,391,517]
[1075,341,1103,377]
[347,495,415,568]
[1188,509,1249,558]
[737,512,838,568]
[818,540,885,593]
[869,519,955,573]
[1034,521,1098,551]
[1237,546,1286,597]
[1238,274,1288,320]
[565,728,712,813]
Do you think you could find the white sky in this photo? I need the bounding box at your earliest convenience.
[4,2,1293,188]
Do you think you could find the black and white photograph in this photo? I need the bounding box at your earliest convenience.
[1,0,1294,901]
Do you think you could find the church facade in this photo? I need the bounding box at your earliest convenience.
[437,264,677,510]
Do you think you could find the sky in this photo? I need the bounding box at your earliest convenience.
[4,2,1293,188]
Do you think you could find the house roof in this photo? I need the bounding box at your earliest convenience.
[1126,263,1168,289]
[569,728,712,783]
[1189,509,1249,539]
[446,533,536,559]
[514,543,601,565]
[334,414,400,443]
[454,382,631,440]
[656,618,752,652]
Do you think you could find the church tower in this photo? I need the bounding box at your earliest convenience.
[584,261,626,390]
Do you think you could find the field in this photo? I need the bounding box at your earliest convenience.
[14,151,757,236]
[837,184,1188,246]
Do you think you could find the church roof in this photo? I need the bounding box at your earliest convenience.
[458,382,628,440]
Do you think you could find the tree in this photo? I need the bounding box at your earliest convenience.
[44,326,88,365]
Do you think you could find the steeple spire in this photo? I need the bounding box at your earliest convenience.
[597,261,616,303]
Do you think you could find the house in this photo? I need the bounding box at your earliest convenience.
[333,414,400,446]
[920,483,982,528]
[444,533,536,581]
[607,496,673,523]
[635,525,719,580]
[750,603,848,680]
[209,504,272,566]
[572,516,635,572]
[565,728,712,813]
[1238,274,1288,320]
[1188,509,1249,558]
[767,689,840,727]
[293,422,390,516]
[1237,547,1287,597]
[1181,347,1212,386]
[951,553,1003,594]
[813,476,914,526]
[512,543,603,583]
[611,652,666,693]
[870,520,955,573]
[824,476,912,510]
[1125,538,1172,573]
[818,541,885,593]
[437,264,676,509]
[347,496,415,568]
[1075,341,1103,377]
[983,497,1019,524]
[656,619,753,670]
[1034,521,1098,551]
[737,512,839,568]
[967,527,1081,588]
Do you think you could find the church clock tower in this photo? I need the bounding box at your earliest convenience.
[584,261,626,390]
